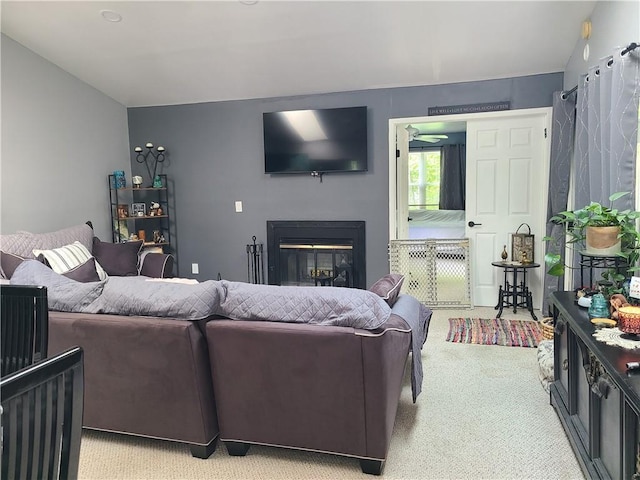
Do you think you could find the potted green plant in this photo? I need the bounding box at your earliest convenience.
[544,192,640,292]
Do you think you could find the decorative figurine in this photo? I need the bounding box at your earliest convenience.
[153,175,163,188]
[501,245,508,261]
[132,176,143,188]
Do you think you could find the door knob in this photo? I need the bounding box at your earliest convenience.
[468,221,482,227]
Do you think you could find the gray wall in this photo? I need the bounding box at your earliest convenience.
[128,73,562,284]
[564,1,639,89]
[1,35,130,240]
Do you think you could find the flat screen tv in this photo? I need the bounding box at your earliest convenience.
[263,106,368,174]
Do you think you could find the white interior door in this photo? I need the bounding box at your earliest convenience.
[395,124,410,239]
[466,112,549,308]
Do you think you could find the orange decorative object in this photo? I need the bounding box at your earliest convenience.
[618,306,640,335]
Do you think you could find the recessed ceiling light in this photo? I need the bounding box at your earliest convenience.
[100,9,122,22]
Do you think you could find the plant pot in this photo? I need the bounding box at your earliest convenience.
[585,226,621,255]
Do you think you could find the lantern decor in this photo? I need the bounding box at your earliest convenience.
[512,223,534,264]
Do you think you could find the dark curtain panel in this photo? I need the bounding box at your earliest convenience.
[439,144,466,210]
[542,92,575,315]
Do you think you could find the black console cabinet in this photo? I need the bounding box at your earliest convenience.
[549,291,640,479]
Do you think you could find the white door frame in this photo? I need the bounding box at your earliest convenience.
[388,107,553,308]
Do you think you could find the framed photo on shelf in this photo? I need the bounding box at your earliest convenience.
[131,202,146,217]
[117,204,129,218]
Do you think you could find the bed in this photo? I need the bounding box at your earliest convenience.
[408,209,466,239]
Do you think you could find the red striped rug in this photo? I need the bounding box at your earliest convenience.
[446,318,543,348]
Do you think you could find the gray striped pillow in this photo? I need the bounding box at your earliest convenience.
[33,241,107,280]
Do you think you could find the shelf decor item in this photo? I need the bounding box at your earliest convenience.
[587,293,610,319]
[113,170,127,189]
[131,202,146,217]
[618,305,640,337]
[132,176,143,188]
[117,204,129,218]
[133,142,166,187]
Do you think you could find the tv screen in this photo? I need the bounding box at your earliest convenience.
[263,106,368,174]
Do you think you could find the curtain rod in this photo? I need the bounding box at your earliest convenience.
[560,42,638,100]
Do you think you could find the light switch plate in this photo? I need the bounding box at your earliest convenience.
[235,201,243,212]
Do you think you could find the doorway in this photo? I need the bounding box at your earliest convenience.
[388,108,552,309]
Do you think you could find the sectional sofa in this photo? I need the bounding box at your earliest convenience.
[0,223,431,474]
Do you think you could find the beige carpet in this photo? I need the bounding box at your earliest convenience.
[77,306,585,479]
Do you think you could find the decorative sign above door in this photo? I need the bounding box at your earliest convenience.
[428,101,511,116]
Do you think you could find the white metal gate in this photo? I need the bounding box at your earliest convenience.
[389,239,471,309]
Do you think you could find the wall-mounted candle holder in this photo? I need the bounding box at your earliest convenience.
[133,142,166,187]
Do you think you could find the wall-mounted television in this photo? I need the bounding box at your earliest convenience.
[263,106,368,174]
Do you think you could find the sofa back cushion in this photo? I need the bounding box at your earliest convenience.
[0,224,94,259]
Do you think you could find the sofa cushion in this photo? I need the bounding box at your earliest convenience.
[62,257,101,283]
[0,251,26,279]
[92,238,143,276]
[1,223,94,259]
[140,253,174,278]
[33,241,107,280]
[368,273,405,307]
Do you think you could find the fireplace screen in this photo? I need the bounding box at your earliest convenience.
[279,243,353,287]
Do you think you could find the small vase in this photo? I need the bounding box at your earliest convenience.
[588,293,610,319]
[501,245,508,261]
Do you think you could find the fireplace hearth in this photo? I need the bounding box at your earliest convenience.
[267,221,365,289]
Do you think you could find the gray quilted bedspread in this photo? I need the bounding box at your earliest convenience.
[10,261,391,328]
[11,260,224,320]
[217,280,391,329]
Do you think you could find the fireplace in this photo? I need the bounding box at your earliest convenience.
[267,221,365,289]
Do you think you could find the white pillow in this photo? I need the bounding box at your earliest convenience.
[33,241,107,280]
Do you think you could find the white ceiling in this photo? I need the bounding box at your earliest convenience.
[1,1,597,108]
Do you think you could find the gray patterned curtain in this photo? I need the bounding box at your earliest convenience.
[439,144,466,210]
[574,46,639,210]
[571,45,640,289]
[542,92,575,315]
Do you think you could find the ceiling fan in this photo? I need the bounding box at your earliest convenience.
[405,125,449,143]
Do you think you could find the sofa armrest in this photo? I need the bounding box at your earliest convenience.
[140,253,174,278]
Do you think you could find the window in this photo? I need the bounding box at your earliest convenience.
[408,149,440,210]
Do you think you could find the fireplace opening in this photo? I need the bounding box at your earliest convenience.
[267,221,365,289]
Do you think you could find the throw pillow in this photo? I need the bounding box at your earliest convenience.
[62,257,101,283]
[33,241,107,280]
[368,273,405,307]
[0,251,26,279]
[92,237,143,276]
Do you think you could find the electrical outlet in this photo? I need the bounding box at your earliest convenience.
[191,263,199,275]
[235,201,243,213]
